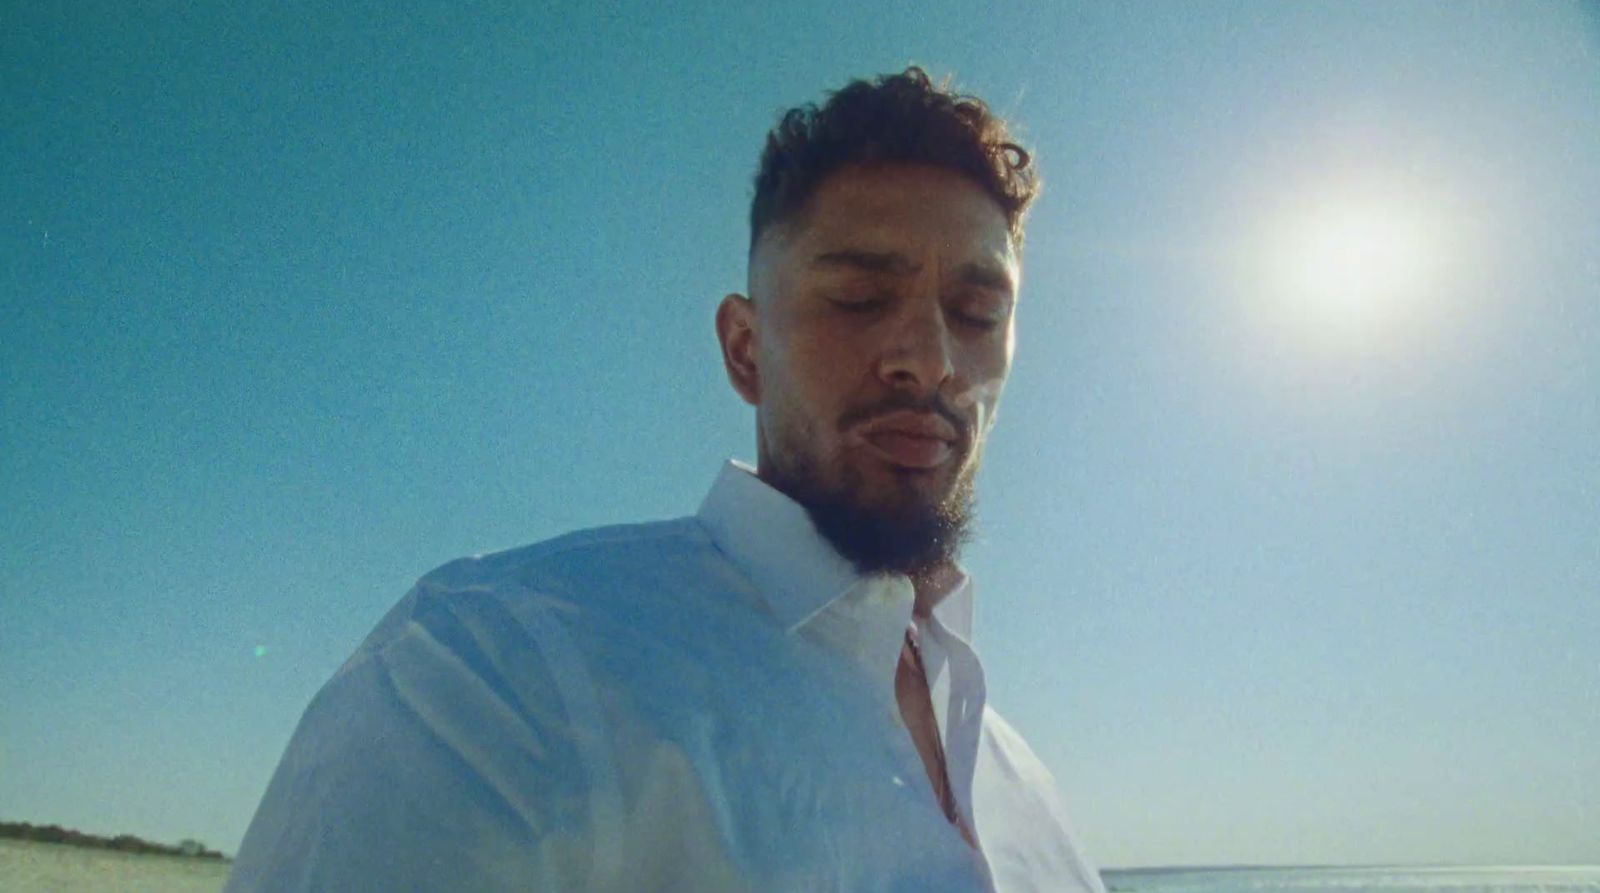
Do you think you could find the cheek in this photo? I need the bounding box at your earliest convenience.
[957,389,1002,443]
[761,336,854,441]
[782,325,862,406]
[954,340,1011,406]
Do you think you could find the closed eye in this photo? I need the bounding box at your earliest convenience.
[953,311,1002,331]
[829,296,888,313]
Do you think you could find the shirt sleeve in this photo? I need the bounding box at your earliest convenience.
[224,584,605,892]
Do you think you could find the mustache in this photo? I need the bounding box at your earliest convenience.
[838,394,969,444]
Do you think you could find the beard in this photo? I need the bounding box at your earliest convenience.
[760,413,981,579]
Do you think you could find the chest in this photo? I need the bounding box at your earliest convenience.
[579,616,991,891]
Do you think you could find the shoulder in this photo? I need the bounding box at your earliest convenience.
[422,516,711,591]
[349,516,747,662]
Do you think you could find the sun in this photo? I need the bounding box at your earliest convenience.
[1263,187,1442,335]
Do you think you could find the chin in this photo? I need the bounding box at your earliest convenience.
[868,464,972,518]
[881,452,968,488]
[764,443,977,577]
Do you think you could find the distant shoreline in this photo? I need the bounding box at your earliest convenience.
[0,820,230,862]
[1100,864,1597,877]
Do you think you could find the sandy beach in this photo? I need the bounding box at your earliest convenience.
[0,838,229,893]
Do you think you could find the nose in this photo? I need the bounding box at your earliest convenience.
[877,297,955,394]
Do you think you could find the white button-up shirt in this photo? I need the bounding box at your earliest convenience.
[226,461,1104,892]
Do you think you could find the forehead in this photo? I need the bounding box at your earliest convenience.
[766,163,1018,282]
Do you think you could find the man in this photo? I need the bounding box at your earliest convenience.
[227,67,1104,893]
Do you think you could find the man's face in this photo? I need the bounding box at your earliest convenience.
[717,163,1020,577]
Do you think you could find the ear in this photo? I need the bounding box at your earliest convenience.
[715,293,760,406]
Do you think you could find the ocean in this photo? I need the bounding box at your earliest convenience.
[1,838,1594,893]
[1105,866,1600,893]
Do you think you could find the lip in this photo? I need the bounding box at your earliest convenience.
[852,411,959,470]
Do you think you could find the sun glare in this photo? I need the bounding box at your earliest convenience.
[1261,186,1444,337]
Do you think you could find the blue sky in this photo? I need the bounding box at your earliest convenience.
[3,0,1597,869]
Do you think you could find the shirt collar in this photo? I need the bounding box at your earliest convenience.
[914,559,976,644]
[695,459,975,643]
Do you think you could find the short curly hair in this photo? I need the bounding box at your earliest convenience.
[750,66,1038,254]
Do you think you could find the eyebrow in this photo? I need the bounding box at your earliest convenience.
[811,249,1014,292]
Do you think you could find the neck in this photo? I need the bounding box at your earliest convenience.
[909,560,962,618]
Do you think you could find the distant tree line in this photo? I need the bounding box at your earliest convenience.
[0,820,228,861]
